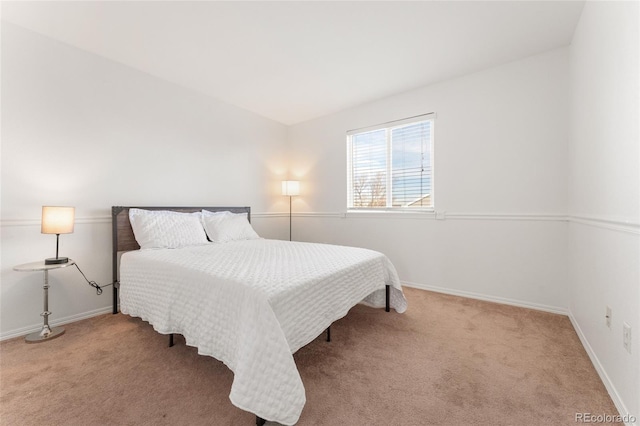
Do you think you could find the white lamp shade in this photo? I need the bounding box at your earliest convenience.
[281,180,300,196]
[41,206,75,234]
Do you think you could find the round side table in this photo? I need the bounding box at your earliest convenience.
[13,259,75,343]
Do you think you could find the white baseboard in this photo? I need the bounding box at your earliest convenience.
[402,280,568,315]
[0,306,112,341]
[568,312,637,426]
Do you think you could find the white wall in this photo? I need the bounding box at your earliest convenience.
[0,23,289,338]
[568,1,639,421]
[288,48,570,312]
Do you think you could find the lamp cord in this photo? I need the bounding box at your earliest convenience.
[73,263,111,296]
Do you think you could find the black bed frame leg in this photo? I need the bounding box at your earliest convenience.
[256,416,266,425]
[326,326,331,342]
[385,285,390,312]
[169,334,174,347]
[112,287,118,314]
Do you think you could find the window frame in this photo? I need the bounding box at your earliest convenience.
[346,113,435,212]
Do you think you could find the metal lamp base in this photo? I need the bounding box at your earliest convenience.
[25,326,65,343]
[45,257,68,265]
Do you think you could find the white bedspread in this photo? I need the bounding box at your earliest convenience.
[119,239,407,425]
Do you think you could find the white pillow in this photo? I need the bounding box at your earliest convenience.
[129,208,208,249]
[201,210,260,243]
[201,210,232,218]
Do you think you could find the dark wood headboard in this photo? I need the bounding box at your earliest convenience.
[111,206,251,313]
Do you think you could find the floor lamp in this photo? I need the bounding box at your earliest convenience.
[281,180,299,241]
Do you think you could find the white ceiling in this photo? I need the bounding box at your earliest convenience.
[2,1,585,125]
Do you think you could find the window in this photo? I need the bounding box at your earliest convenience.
[347,114,434,210]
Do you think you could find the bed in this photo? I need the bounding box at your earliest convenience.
[111,206,407,425]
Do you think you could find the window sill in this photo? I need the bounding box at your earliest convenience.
[345,209,436,219]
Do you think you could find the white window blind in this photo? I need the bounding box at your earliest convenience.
[347,114,434,210]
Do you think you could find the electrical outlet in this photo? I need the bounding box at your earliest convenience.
[606,306,612,328]
[623,323,632,354]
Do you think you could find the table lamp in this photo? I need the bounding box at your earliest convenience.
[41,206,75,264]
[281,180,299,241]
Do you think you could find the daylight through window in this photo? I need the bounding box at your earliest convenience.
[347,114,434,210]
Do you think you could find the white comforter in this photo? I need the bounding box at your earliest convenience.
[119,239,407,425]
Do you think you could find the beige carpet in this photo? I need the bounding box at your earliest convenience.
[0,288,620,425]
